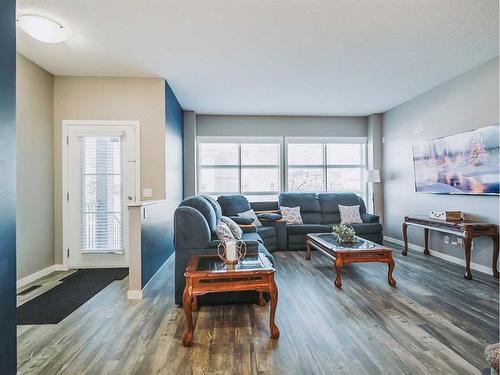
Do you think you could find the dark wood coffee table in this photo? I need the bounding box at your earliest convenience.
[182,253,279,347]
[306,233,396,288]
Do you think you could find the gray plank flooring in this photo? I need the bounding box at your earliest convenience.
[17,242,499,374]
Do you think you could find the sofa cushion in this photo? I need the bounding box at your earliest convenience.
[256,226,276,239]
[242,232,264,244]
[287,224,330,235]
[217,195,252,216]
[338,205,363,224]
[318,193,366,224]
[220,216,243,239]
[257,212,282,221]
[280,206,303,224]
[279,193,322,224]
[216,221,234,240]
[238,209,263,227]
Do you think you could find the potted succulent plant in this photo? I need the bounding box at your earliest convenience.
[332,224,356,244]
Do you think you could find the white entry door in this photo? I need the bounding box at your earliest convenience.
[65,122,139,268]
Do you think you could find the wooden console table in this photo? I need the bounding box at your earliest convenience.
[402,215,499,280]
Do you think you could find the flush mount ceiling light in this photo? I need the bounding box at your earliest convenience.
[17,14,69,44]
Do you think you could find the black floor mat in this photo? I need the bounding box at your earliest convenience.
[17,268,128,325]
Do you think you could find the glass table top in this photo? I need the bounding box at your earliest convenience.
[196,255,268,273]
[308,233,382,251]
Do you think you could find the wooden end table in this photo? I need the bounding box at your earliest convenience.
[182,253,279,347]
[306,233,396,288]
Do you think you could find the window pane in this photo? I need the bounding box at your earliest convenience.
[288,167,324,191]
[288,144,323,165]
[327,168,362,192]
[241,144,280,165]
[199,167,238,193]
[244,194,279,202]
[327,144,363,165]
[199,143,238,165]
[241,167,280,193]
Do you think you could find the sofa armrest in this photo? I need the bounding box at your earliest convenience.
[239,224,257,233]
[257,212,283,222]
[361,213,380,223]
[229,216,254,225]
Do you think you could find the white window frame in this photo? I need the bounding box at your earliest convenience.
[195,135,368,201]
[196,136,283,199]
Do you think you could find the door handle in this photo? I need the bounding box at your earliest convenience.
[127,195,134,201]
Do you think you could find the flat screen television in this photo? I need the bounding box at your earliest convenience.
[412,125,499,195]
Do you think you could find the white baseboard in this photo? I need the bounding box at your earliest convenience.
[127,254,173,300]
[17,264,67,290]
[384,235,493,276]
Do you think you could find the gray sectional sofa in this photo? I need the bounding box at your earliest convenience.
[173,195,274,305]
[173,192,382,305]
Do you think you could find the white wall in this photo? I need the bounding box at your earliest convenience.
[16,53,55,279]
[383,57,499,268]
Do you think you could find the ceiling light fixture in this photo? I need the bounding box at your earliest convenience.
[16,14,69,44]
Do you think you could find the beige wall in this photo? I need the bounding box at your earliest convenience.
[53,76,166,263]
[16,53,55,279]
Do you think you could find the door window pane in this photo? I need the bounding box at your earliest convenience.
[199,167,239,194]
[288,167,324,191]
[80,136,123,251]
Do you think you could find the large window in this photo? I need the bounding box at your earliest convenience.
[197,138,281,201]
[197,136,367,201]
[287,140,366,197]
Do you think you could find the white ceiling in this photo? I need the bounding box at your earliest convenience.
[16,0,499,116]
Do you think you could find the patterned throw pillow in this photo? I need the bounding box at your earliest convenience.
[338,205,363,224]
[237,209,263,227]
[216,221,235,240]
[220,216,243,239]
[280,206,303,224]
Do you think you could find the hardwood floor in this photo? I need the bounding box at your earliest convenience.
[18,242,499,374]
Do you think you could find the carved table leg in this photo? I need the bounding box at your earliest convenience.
[493,234,499,279]
[305,240,312,260]
[182,286,194,347]
[268,276,280,339]
[423,228,430,256]
[387,258,397,286]
[258,291,266,306]
[334,258,343,288]
[464,232,473,280]
[191,296,198,311]
[402,223,409,256]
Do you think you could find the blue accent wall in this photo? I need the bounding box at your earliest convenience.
[0,0,17,373]
[140,81,183,287]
